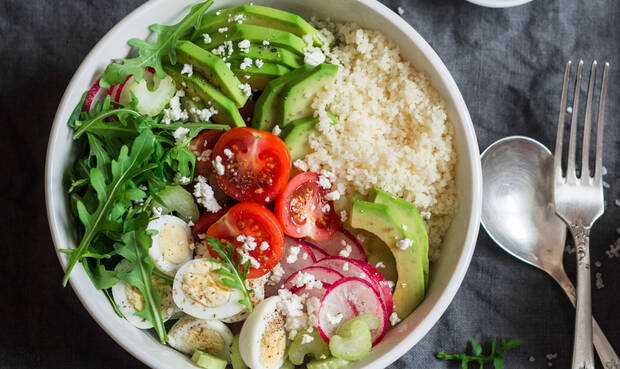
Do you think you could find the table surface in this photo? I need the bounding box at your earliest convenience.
[0,0,618,368]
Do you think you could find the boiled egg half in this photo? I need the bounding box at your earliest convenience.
[221,274,268,323]
[239,296,288,369]
[168,316,233,361]
[147,215,193,276]
[172,258,246,320]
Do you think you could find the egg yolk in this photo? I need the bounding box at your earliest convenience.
[259,312,287,368]
[184,326,226,358]
[182,261,233,307]
[159,223,191,264]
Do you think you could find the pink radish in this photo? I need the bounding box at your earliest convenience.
[318,277,388,345]
[314,256,393,317]
[264,237,316,297]
[83,78,104,112]
[284,266,343,291]
[299,240,328,260]
[304,229,367,261]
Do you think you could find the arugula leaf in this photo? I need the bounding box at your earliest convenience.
[62,129,157,286]
[436,338,522,369]
[205,237,253,313]
[113,213,168,342]
[100,0,214,87]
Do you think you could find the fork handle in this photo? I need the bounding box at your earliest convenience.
[570,223,595,369]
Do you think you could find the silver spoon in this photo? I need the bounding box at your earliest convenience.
[480,136,619,368]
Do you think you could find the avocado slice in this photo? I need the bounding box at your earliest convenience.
[370,188,429,287]
[350,200,425,319]
[191,4,324,47]
[228,44,303,69]
[279,63,338,126]
[282,112,338,161]
[163,64,245,127]
[230,61,291,91]
[195,24,307,56]
[175,41,247,108]
[252,64,316,131]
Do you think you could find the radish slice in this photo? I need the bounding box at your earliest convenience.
[83,78,103,112]
[264,237,316,297]
[313,256,393,317]
[284,266,343,291]
[299,240,328,260]
[305,229,367,261]
[318,277,387,345]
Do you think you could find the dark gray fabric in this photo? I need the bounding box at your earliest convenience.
[0,0,617,368]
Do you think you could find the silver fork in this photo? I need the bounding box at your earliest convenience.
[553,60,609,369]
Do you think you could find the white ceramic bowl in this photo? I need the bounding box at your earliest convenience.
[467,0,533,8]
[45,0,482,368]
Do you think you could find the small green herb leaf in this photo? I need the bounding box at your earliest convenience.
[436,338,522,369]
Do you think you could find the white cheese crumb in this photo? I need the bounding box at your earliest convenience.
[387,280,395,289]
[193,176,222,213]
[152,206,163,217]
[236,234,257,251]
[340,210,347,222]
[202,33,212,44]
[320,355,327,360]
[287,246,301,264]
[197,150,211,162]
[375,261,385,268]
[223,148,234,158]
[321,203,331,213]
[326,312,343,325]
[338,244,352,258]
[238,83,252,97]
[343,262,349,271]
[192,96,201,102]
[255,59,264,68]
[190,106,218,122]
[396,238,413,250]
[325,190,340,201]
[397,6,404,15]
[218,27,228,33]
[291,272,323,290]
[277,289,309,339]
[262,40,270,46]
[181,63,193,77]
[304,49,326,66]
[306,296,321,328]
[259,241,270,251]
[174,173,191,185]
[294,159,308,171]
[239,57,253,70]
[237,39,250,53]
[389,312,401,326]
[162,90,189,124]
[301,334,314,344]
[268,263,285,285]
[172,126,190,145]
[402,224,408,231]
[317,175,331,189]
[212,156,225,176]
[272,124,282,136]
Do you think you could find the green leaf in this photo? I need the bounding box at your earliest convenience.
[63,129,157,286]
[68,92,88,128]
[471,340,482,356]
[205,237,253,312]
[82,258,119,290]
[113,214,168,343]
[100,0,214,87]
[436,338,521,369]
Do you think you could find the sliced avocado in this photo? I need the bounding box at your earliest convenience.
[164,64,245,127]
[230,61,291,91]
[228,44,303,69]
[195,24,307,56]
[279,63,338,126]
[176,41,247,108]
[370,187,429,287]
[191,4,324,46]
[282,112,338,161]
[350,200,425,319]
[362,232,398,283]
[252,64,316,131]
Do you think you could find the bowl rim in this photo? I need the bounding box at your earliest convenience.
[45,0,482,368]
[466,0,533,8]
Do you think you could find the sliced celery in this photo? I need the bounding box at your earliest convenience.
[191,349,227,369]
[230,335,247,369]
[307,357,350,369]
[288,328,330,365]
[328,317,373,361]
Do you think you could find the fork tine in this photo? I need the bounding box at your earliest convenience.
[594,62,609,182]
[581,61,597,179]
[566,60,584,181]
[554,61,572,179]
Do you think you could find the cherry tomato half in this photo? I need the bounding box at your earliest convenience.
[206,202,284,278]
[191,207,230,240]
[274,172,340,242]
[212,127,291,204]
[189,130,224,178]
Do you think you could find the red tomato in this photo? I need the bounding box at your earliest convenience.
[212,127,291,204]
[206,202,284,278]
[191,207,230,239]
[274,172,340,242]
[189,130,224,178]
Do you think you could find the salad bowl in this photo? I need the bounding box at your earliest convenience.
[45,0,482,367]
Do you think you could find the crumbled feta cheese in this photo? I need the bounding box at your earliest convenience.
[265,196,270,202]
[389,312,401,326]
[304,49,326,66]
[193,176,222,213]
[238,83,252,97]
[218,27,228,33]
[375,261,385,268]
[272,124,282,136]
[239,57,253,70]
[197,150,211,162]
[294,159,308,171]
[320,355,327,360]
[212,156,225,176]
[255,59,264,68]
[236,234,257,251]
[174,173,191,185]
[291,272,323,290]
[325,190,340,201]
[172,126,190,145]
[202,33,212,44]
[260,241,270,251]
[397,6,404,15]
[402,224,408,231]
[306,296,321,328]
[277,289,308,339]
[321,203,331,213]
[225,62,231,69]
[396,238,413,250]
[223,148,234,158]
[338,244,352,258]
[181,63,193,77]
[190,106,218,122]
[152,206,163,217]
[326,312,343,325]
[287,246,301,264]
[317,175,331,189]
[339,210,347,222]
[268,263,285,285]
[162,90,189,124]
[262,40,270,46]
[238,39,250,53]
[301,334,314,344]
[387,280,395,289]
[192,96,201,102]
[343,262,349,271]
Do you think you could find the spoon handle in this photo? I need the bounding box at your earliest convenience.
[552,269,620,369]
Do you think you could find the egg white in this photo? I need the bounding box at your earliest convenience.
[147,215,193,276]
[172,258,246,320]
[239,296,288,369]
[221,274,268,323]
[168,316,233,360]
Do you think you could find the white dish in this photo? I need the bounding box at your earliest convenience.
[467,0,534,8]
[45,0,482,368]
